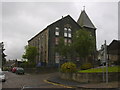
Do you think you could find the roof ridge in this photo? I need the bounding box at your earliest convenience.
[28,15,80,42]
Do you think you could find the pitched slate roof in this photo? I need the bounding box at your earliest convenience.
[28,15,81,42]
[77,10,96,29]
[47,15,81,28]
[108,40,120,50]
[107,40,120,55]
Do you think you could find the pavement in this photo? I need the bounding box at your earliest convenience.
[47,76,120,89]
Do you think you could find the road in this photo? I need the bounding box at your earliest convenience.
[2,71,118,90]
[2,71,67,89]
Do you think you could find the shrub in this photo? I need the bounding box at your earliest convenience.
[60,62,77,73]
[3,67,9,71]
[20,61,36,68]
[80,63,93,70]
[28,62,36,68]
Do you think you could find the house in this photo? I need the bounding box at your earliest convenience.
[28,15,81,67]
[5,59,24,67]
[28,10,96,67]
[107,40,120,65]
[98,40,120,65]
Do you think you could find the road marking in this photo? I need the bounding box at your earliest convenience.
[44,80,74,88]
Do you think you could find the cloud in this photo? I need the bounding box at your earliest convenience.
[118,1,120,40]
[2,2,118,60]
[0,2,2,42]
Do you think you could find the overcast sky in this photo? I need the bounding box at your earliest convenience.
[1,1,118,60]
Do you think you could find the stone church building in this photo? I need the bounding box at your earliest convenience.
[28,10,96,67]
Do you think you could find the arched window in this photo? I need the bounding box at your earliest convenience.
[68,28,72,38]
[64,27,68,37]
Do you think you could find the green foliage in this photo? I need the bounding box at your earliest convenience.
[22,45,37,62]
[2,67,9,71]
[80,63,93,70]
[55,37,72,58]
[78,66,120,73]
[73,29,95,58]
[60,62,77,73]
[19,62,26,68]
[55,29,95,61]
[20,61,36,68]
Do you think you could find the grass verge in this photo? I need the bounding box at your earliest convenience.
[78,66,120,73]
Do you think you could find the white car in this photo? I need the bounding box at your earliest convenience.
[0,68,6,82]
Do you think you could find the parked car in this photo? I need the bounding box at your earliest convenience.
[0,70,6,82]
[12,67,17,73]
[16,67,24,75]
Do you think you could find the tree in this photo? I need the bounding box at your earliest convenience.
[22,45,37,62]
[0,42,7,66]
[55,37,71,60]
[73,29,95,62]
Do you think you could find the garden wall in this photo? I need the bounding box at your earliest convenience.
[24,67,58,74]
[60,72,119,83]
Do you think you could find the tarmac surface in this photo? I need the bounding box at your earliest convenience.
[2,71,65,88]
[1,71,120,90]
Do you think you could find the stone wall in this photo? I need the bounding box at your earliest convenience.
[24,68,57,74]
[61,72,119,83]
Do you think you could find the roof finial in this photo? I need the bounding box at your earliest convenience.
[83,6,85,11]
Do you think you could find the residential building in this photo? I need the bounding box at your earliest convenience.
[28,10,96,67]
[107,40,120,65]
[28,15,81,67]
[98,40,120,65]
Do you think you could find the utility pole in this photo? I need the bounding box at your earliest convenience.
[101,45,105,82]
[104,40,108,83]
[101,40,108,83]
